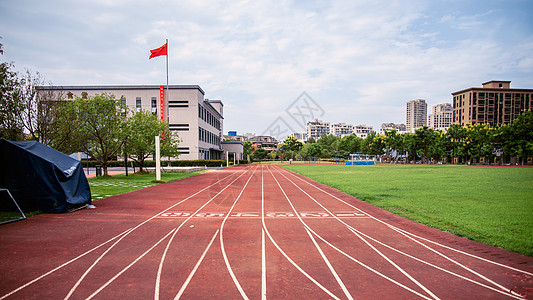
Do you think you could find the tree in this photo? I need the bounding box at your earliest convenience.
[363,132,386,156]
[68,93,127,175]
[253,148,268,160]
[243,140,254,157]
[508,110,533,164]
[338,134,362,154]
[0,48,24,140]
[124,110,180,172]
[306,137,316,144]
[281,136,303,152]
[306,143,325,158]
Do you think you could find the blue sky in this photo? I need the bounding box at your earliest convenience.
[1,0,532,138]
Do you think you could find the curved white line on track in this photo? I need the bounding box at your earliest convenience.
[175,229,220,299]
[277,166,530,297]
[260,165,342,300]
[0,228,133,300]
[304,228,354,300]
[64,228,135,300]
[266,165,435,300]
[1,169,242,299]
[219,165,257,300]
[87,228,177,300]
[155,166,253,299]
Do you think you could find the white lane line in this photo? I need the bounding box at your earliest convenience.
[261,229,267,300]
[86,228,177,300]
[1,169,241,300]
[174,229,220,299]
[155,166,253,299]
[279,167,531,293]
[272,166,439,300]
[219,166,258,300]
[261,166,342,300]
[279,167,525,299]
[389,226,525,299]
[304,228,354,300]
[0,229,132,300]
[267,166,433,300]
[64,228,135,300]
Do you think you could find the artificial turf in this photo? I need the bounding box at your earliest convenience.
[285,164,533,257]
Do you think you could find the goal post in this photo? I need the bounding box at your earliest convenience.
[0,188,27,225]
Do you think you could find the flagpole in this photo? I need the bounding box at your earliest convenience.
[165,38,169,123]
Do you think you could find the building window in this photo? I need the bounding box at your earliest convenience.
[151,97,157,115]
[136,97,141,111]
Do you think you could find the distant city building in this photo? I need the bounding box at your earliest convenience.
[428,103,453,131]
[331,122,354,137]
[249,136,278,151]
[380,123,408,135]
[452,81,533,126]
[354,124,373,138]
[37,85,223,160]
[406,99,427,132]
[307,119,330,140]
[290,132,308,142]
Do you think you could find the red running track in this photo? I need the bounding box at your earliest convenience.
[0,165,532,299]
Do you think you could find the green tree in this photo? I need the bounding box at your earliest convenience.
[412,125,439,163]
[0,49,24,140]
[363,132,386,156]
[338,134,362,154]
[68,93,127,175]
[508,110,533,164]
[281,136,304,152]
[306,137,316,144]
[243,140,253,157]
[445,124,467,162]
[306,143,325,157]
[124,110,180,172]
[253,148,268,160]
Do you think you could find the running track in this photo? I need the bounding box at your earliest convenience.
[1,165,532,299]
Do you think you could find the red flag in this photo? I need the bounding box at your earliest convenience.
[149,43,167,59]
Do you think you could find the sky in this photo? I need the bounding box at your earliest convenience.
[1,0,532,139]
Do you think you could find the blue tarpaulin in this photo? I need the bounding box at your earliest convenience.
[345,160,375,165]
[0,139,91,213]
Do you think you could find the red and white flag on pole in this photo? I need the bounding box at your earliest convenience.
[149,43,167,59]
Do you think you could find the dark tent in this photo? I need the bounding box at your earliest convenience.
[0,139,91,213]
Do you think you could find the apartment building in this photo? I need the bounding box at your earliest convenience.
[406,99,427,132]
[380,123,408,135]
[452,81,533,126]
[307,119,330,140]
[331,122,354,137]
[428,103,453,131]
[37,85,224,160]
[354,124,373,138]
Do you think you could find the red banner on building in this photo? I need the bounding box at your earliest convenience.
[160,85,164,121]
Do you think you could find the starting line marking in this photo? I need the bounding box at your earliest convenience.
[158,211,368,219]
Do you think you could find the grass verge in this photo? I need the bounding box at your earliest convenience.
[88,170,206,201]
[285,164,533,257]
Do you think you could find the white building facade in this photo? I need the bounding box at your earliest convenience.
[354,124,373,138]
[406,99,427,132]
[37,85,224,160]
[331,122,354,137]
[428,103,453,131]
[307,119,330,140]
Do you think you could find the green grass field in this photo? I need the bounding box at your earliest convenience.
[285,164,533,256]
[88,171,205,201]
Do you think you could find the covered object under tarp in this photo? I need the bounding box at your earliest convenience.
[0,139,91,213]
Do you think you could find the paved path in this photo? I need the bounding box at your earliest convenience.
[1,165,532,299]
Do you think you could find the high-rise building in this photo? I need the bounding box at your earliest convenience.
[331,122,354,137]
[307,119,330,140]
[452,81,533,126]
[406,99,427,132]
[428,103,453,131]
